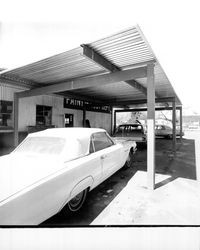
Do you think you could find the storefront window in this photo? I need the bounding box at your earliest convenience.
[36,105,52,126]
[0,100,13,128]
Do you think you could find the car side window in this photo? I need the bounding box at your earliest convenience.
[92,132,114,152]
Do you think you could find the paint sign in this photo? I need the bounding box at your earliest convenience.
[63,98,111,113]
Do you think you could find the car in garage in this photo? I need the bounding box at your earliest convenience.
[0,127,136,225]
[155,124,184,138]
[113,123,147,146]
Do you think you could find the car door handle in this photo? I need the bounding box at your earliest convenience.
[100,155,107,160]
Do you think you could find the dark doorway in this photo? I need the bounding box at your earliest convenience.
[64,114,74,127]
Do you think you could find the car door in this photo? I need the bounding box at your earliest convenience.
[91,132,121,181]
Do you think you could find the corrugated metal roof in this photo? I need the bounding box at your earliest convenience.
[88,27,154,68]
[0,25,181,106]
[0,48,107,84]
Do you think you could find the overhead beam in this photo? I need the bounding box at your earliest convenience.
[0,74,40,88]
[58,91,106,104]
[115,106,182,113]
[125,79,147,95]
[81,44,119,72]
[16,67,147,98]
[108,97,177,106]
[81,44,148,96]
[0,77,33,89]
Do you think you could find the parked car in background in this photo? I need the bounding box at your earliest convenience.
[155,124,184,139]
[0,128,136,225]
[113,123,147,145]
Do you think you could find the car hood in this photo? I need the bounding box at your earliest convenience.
[0,153,63,203]
[113,133,146,142]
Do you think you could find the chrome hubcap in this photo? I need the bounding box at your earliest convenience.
[69,193,83,208]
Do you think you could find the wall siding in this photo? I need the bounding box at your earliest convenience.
[86,111,111,134]
[19,96,84,131]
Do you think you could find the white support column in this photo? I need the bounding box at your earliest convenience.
[147,63,155,190]
[14,93,19,147]
[172,99,177,155]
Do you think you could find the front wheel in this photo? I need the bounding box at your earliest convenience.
[66,188,88,213]
[124,151,134,168]
[166,134,172,139]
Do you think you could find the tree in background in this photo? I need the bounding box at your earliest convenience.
[156,110,179,126]
[116,110,180,127]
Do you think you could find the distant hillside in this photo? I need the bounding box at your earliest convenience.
[182,106,200,116]
[183,115,200,123]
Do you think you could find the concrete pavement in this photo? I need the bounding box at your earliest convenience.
[91,170,200,225]
[91,130,200,225]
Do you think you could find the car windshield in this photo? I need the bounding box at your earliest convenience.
[115,125,143,136]
[14,137,66,155]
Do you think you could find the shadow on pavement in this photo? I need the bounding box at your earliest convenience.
[155,176,177,189]
[135,137,197,190]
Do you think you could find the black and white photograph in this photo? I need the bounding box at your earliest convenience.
[0,0,200,249]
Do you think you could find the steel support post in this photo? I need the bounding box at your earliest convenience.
[14,92,19,147]
[180,106,183,143]
[172,99,177,155]
[82,107,86,127]
[110,106,113,135]
[114,110,116,133]
[147,63,155,190]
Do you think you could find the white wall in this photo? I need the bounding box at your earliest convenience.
[19,97,112,132]
[86,111,111,134]
[19,95,62,130]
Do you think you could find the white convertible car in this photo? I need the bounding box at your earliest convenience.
[0,128,136,225]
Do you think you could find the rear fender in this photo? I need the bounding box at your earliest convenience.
[70,176,94,198]
[59,176,94,212]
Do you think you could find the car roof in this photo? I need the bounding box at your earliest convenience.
[28,127,106,139]
[118,124,142,127]
[27,128,107,156]
[156,124,172,128]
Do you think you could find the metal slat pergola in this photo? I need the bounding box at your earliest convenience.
[0,25,182,190]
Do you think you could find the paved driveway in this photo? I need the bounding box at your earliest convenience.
[42,131,198,225]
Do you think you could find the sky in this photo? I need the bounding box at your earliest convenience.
[0,0,200,115]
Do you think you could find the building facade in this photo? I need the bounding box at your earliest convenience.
[0,83,112,148]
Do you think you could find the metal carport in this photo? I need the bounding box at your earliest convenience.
[0,25,182,190]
